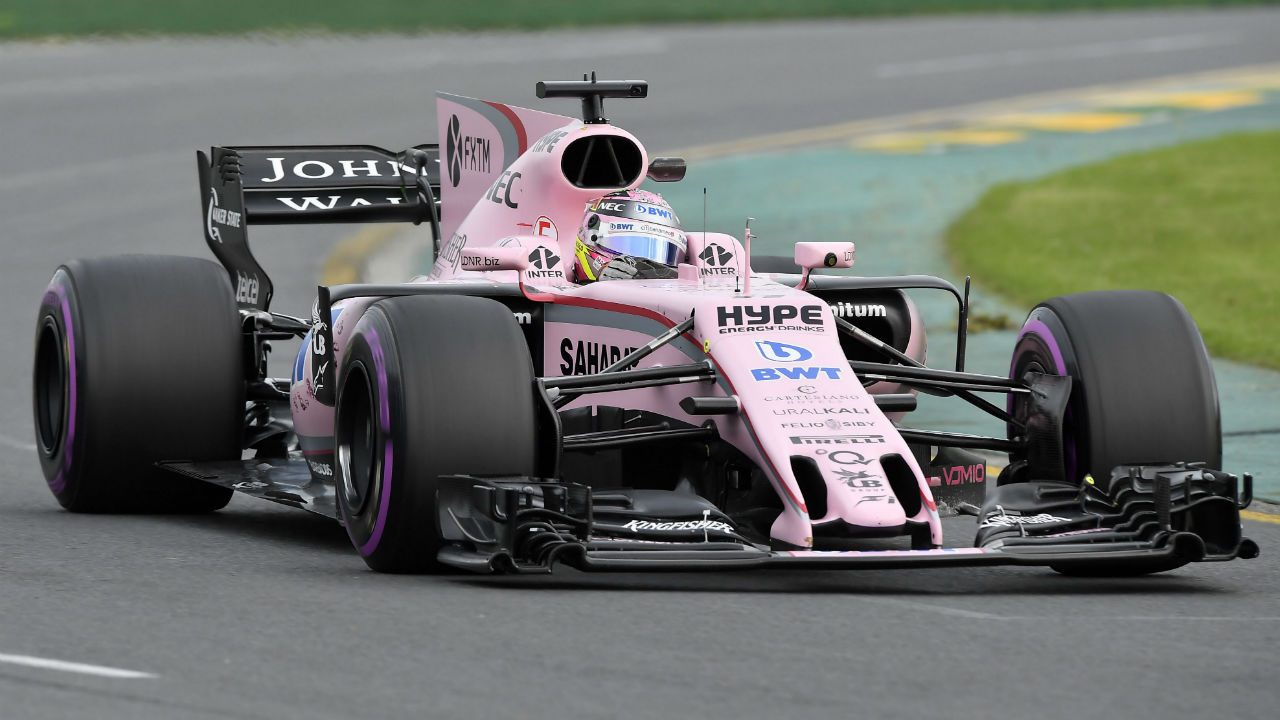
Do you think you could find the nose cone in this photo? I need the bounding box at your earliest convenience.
[816,468,910,533]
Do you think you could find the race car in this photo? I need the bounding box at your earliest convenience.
[32,76,1258,575]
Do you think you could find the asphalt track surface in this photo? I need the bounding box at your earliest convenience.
[2,9,1279,719]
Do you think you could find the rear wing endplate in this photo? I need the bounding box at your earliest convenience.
[196,144,440,311]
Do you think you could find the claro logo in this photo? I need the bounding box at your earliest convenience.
[235,271,260,305]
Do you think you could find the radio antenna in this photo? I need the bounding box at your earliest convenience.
[702,187,707,240]
[703,187,713,289]
[743,217,755,296]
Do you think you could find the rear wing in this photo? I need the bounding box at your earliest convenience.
[197,144,441,311]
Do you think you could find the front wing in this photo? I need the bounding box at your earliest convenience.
[436,464,1258,574]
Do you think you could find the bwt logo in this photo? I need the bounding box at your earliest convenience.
[636,204,672,220]
[751,367,842,381]
[755,341,813,363]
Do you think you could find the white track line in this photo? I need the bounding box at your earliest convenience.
[856,595,1004,620]
[0,652,157,679]
[1069,616,1280,622]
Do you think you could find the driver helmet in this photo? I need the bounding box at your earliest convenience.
[573,190,687,282]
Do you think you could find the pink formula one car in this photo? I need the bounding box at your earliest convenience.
[33,77,1257,575]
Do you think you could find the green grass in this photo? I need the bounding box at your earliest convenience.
[945,130,1280,368]
[0,1,1275,38]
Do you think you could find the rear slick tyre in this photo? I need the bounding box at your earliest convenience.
[33,255,242,512]
[334,295,539,573]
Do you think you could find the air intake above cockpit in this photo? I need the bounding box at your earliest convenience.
[560,135,643,189]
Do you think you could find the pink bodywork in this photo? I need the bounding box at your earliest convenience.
[290,92,941,549]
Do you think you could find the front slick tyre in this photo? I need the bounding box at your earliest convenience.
[33,255,241,513]
[335,295,538,573]
[1008,289,1221,484]
[1007,290,1221,577]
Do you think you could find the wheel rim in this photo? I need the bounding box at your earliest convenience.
[1011,341,1080,483]
[34,318,66,458]
[336,362,378,515]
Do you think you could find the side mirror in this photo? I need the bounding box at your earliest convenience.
[794,242,855,271]
[794,241,854,290]
[647,157,687,183]
[460,247,531,272]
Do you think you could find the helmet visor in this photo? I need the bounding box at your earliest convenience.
[597,222,686,267]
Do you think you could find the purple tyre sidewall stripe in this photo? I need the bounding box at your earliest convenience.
[46,279,76,495]
[353,327,393,558]
[1017,318,1067,376]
